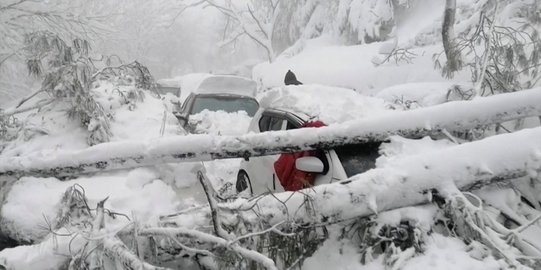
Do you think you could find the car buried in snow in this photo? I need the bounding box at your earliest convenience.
[173,75,260,133]
[236,85,389,195]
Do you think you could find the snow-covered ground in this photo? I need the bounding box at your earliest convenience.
[1,0,541,269]
[0,81,252,246]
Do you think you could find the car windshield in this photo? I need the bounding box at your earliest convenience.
[190,96,259,116]
[333,142,381,177]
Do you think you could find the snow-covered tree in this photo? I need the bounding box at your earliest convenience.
[437,0,541,96]
[0,0,111,106]
[188,0,281,63]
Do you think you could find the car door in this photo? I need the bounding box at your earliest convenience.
[283,114,336,187]
[246,112,287,194]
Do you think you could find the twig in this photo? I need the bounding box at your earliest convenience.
[0,98,54,117]
[139,227,278,270]
[169,237,215,257]
[514,214,541,234]
[228,221,293,245]
[14,89,45,108]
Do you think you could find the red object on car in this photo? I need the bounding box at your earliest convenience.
[273,121,326,191]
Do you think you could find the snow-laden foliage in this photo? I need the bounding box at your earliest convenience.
[275,0,400,54]
[435,0,541,95]
[0,0,112,106]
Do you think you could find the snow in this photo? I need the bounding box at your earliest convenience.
[376,82,473,108]
[0,81,243,245]
[375,205,438,232]
[258,84,390,124]
[377,136,457,168]
[0,227,87,270]
[302,227,503,270]
[401,234,503,270]
[253,43,471,95]
[188,110,252,135]
[301,227,367,270]
[1,174,180,242]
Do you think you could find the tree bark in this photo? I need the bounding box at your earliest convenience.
[442,0,460,75]
[1,88,540,178]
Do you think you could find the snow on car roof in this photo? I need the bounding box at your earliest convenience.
[195,75,257,97]
[258,84,390,124]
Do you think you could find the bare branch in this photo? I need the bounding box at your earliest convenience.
[0,99,54,118]
[14,88,45,109]
[247,4,268,40]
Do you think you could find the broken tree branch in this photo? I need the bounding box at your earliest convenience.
[139,227,278,270]
[160,127,541,230]
[1,87,540,178]
[14,89,45,109]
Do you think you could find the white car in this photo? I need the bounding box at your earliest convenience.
[236,86,386,195]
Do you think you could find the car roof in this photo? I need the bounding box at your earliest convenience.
[191,92,258,101]
[196,75,257,97]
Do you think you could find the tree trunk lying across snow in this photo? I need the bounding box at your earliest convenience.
[1,88,540,178]
[1,128,540,269]
[166,126,541,227]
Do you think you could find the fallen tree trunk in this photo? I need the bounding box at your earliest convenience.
[164,126,541,227]
[1,88,540,178]
[1,128,540,269]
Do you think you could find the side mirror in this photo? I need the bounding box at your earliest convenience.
[295,156,324,173]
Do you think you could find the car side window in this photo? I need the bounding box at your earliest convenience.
[269,117,284,131]
[259,115,271,132]
[286,121,298,130]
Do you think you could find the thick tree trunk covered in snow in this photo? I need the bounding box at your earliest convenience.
[0,88,540,178]
[173,127,541,227]
[442,0,460,75]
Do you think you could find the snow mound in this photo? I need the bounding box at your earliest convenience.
[1,174,179,242]
[253,43,470,95]
[377,136,456,168]
[376,82,473,108]
[188,110,252,135]
[259,84,390,124]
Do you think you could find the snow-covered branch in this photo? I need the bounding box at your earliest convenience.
[214,126,541,226]
[0,99,54,117]
[1,88,540,178]
[200,0,277,62]
[102,237,170,270]
[139,227,278,270]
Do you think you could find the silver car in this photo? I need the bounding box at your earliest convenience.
[173,75,260,132]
